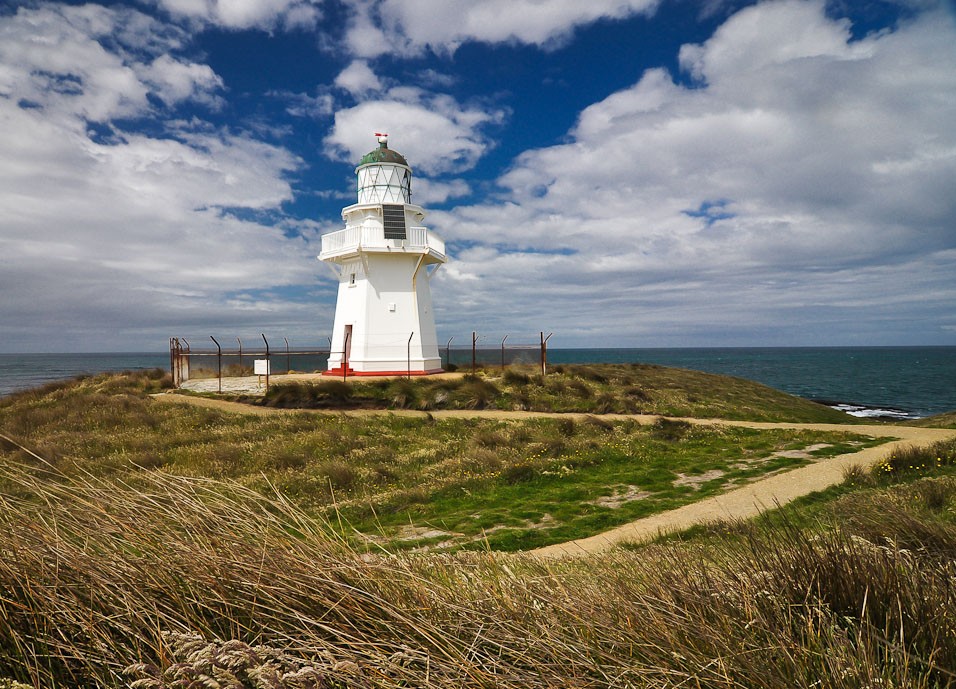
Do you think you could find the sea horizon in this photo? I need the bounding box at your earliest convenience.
[1,345,954,420]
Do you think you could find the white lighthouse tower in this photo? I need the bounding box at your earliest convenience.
[319,134,446,375]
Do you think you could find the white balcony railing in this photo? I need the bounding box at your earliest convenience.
[320,225,445,259]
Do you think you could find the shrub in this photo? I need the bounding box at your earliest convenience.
[872,438,956,481]
[313,380,353,403]
[652,418,691,441]
[502,463,535,484]
[264,381,353,408]
[582,415,614,432]
[593,393,618,414]
[263,382,315,407]
[274,449,308,470]
[502,369,532,385]
[573,366,608,383]
[567,379,593,399]
[914,476,956,512]
[389,379,421,409]
[556,418,577,437]
[452,377,500,410]
[841,464,874,488]
[473,429,508,449]
[318,461,358,491]
[462,448,502,475]
[624,386,650,401]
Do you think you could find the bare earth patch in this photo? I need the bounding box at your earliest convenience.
[397,526,457,542]
[673,470,726,490]
[772,443,831,459]
[589,485,652,508]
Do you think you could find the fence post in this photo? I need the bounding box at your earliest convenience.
[261,333,270,389]
[541,332,553,376]
[181,339,190,386]
[472,331,477,373]
[501,335,508,371]
[174,338,182,387]
[210,336,222,393]
[407,331,414,379]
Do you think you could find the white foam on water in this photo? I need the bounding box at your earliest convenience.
[831,404,916,420]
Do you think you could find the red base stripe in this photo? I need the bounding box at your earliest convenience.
[322,368,445,377]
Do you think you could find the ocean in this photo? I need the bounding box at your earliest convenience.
[0,347,953,420]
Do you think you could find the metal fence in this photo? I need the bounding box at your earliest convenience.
[442,332,554,375]
[169,331,554,390]
[169,336,331,390]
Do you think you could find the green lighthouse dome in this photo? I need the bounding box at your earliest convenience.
[358,134,409,168]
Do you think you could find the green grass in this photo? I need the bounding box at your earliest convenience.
[0,370,954,688]
[0,371,886,552]
[256,363,856,422]
[910,409,956,428]
[643,435,956,548]
[0,435,955,688]
[337,418,884,551]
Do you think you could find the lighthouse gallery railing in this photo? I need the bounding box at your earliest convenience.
[320,226,445,258]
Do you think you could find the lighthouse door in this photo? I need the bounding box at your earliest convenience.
[343,325,353,367]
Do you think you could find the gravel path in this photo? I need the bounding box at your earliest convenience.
[151,393,956,557]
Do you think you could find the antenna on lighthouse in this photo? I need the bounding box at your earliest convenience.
[375,132,388,146]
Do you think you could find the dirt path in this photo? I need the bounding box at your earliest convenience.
[150,393,956,557]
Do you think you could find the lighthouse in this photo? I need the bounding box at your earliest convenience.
[319,134,446,375]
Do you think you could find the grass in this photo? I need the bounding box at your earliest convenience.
[0,371,886,552]
[911,410,956,428]
[0,437,955,687]
[338,417,883,551]
[646,436,956,548]
[0,369,953,687]
[254,363,856,422]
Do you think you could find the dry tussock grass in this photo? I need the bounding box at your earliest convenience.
[0,447,954,688]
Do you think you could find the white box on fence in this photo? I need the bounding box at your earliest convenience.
[254,359,270,375]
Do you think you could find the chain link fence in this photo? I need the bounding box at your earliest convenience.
[169,331,553,389]
[169,336,331,389]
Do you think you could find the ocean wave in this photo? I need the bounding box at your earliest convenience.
[829,403,917,420]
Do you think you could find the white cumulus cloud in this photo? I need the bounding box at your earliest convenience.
[324,88,506,174]
[334,59,383,96]
[0,3,324,351]
[153,0,322,30]
[427,0,956,345]
[343,0,661,56]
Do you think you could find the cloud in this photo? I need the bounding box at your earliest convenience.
[413,178,471,205]
[334,59,383,96]
[140,54,225,106]
[343,0,660,57]
[0,4,324,351]
[427,0,956,344]
[153,0,322,31]
[323,88,506,174]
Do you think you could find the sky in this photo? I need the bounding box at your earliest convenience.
[1,0,955,352]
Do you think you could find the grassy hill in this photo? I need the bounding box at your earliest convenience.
[0,364,954,687]
[0,368,884,553]
[258,362,856,423]
[912,409,956,428]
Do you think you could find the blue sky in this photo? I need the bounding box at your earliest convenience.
[1,0,955,352]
